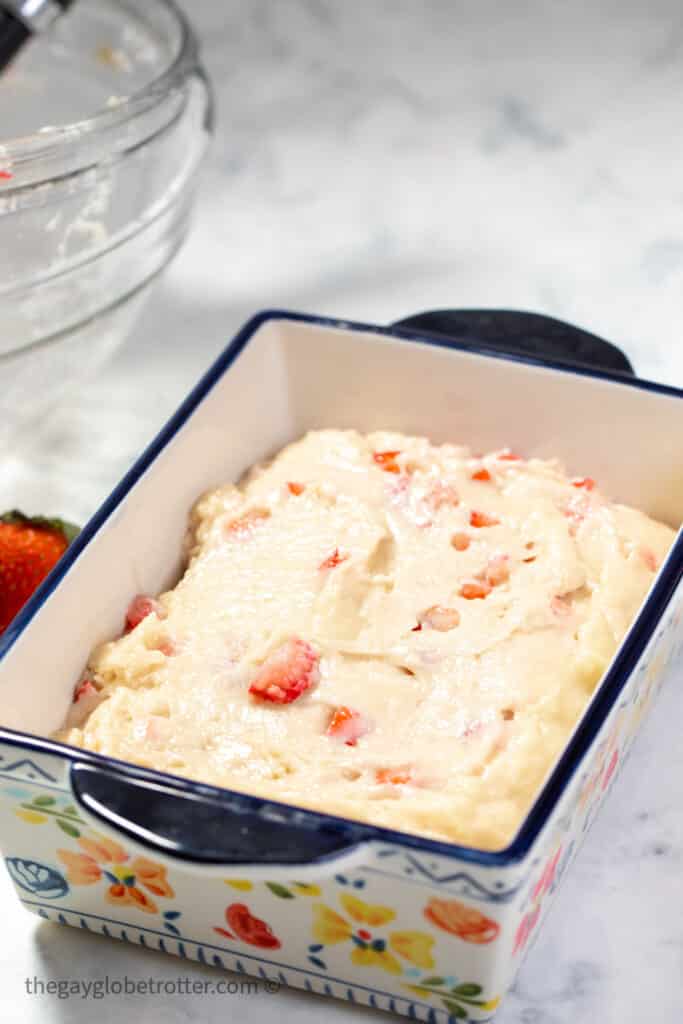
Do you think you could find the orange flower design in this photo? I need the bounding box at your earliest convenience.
[423,898,500,944]
[57,834,174,914]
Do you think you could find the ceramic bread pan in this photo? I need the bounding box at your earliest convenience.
[0,310,681,1022]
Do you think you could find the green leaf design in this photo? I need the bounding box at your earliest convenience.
[56,819,80,837]
[419,977,446,987]
[32,796,55,807]
[452,983,483,998]
[265,882,294,899]
[442,1000,467,1019]
[61,805,79,817]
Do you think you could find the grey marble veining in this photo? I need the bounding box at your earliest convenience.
[1,1,682,1022]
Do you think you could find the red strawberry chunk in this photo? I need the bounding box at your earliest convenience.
[144,715,170,743]
[73,678,96,703]
[451,531,471,551]
[571,477,596,491]
[551,595,572,617]
[471,467,491,482]
[376,766,413,785]
[319,548,349,571]
[485,554,510,587]
[326,705,370,745]
[226,507,271,537]
[640,546,658,572]
[470,509,500,528]
[125,594,163,632]
[417,605,460,631]
[373,450,401,474]
[460,579,492,600]
[496,449,522,461]
[287,481,305,496]
[462,718,485,738]
[428,480,460,509]
[249,638,320,704]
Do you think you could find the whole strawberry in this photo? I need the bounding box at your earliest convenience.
[0,511,79,635]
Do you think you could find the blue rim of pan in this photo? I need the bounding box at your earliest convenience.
[1,309,682,869]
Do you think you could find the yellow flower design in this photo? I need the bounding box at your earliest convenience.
[313,904,352,944]
[351,945,402,975]
[312,893,434,975]
[389,931,435,969]
[15,809,48,825]
[292,883,321,897]
[340,892,396,927]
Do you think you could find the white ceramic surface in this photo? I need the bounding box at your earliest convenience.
[2,1,683,1022]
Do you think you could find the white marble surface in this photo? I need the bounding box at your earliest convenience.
[2,1,683,1021]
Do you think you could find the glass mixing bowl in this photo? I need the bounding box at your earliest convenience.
[0,0,212,445]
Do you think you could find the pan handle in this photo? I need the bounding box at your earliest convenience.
[390,309,635,376]
[70,760,369,871]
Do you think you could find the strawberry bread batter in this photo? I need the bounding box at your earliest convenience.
[55,430,675,849]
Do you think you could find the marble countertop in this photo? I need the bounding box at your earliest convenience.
[2,1,682,1021]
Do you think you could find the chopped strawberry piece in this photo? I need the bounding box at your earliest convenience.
[428,480,460,509]
[125,594,163,632]
[226,507,271,536]
[469,509,500,528]
[485,554,510,587]
[373,450,401,474]
[551,595,572,617]
[156,637,176,657]
[496,449,522,461]
[249,638,320,704]
[460,580,492,600]
[571,477,596,491]
[326,706,370,745]
[451,531,471,551]
[287,481,305,496]
[640,546,658,572]
[144,716,169,743]
[73,678,96,703]
[376,766,412,785]
[319,548,349,571]
[417,605,460,631]
[388,473,411,501]
[471,467,491,482]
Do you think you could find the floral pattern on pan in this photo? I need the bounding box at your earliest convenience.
[311,891,437,975]
[0,577,679,1024]
[57,833,175,915]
